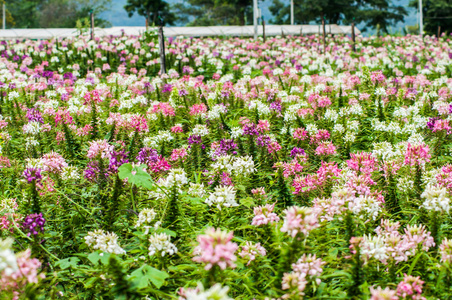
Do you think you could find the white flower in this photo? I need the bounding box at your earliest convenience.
[188,183,207,198]
[0,238,18,276]
[148,233,177,257]
[230,127,243,139]
[192,124,209,137]
[183,283,233,300]
[84,230,126,255]
[421,185,450,213]
[360,235,389,264]
[206,185,238,210]
[135,208,157,228]
[61,166,80,180]
[348,195,382,220]
[232,156,255,177]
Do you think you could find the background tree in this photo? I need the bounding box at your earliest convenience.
[409,0,452,36]
[269,0,407,34]
[7,0,42,28]
[38,0,111,28]
[174,0,253,26]
[0,0,15,28]
[124,0,176,26]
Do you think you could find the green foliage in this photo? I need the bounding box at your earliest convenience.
[269,0,407,33]
[409,0,452,36]
[124,0,176,26]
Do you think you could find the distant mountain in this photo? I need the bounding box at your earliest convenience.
[102,0,418,34]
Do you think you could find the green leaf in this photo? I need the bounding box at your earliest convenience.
[118,163,154,189]
[87,251,101,265]
[240,197,254,208]
[130,264,169,289]
[55,257,80,269]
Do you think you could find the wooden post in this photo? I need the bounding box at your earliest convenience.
[438,25,441,39]
[90,10,94,40]
[146,18,149,31]
[262,19,266,43]
[322,15,326,54]
[158,24,166,74]
[351,22,356,52]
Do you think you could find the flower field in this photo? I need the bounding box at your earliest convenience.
[2,32,452,299]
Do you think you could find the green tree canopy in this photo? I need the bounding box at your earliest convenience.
[409,0,452,36]
[174,0,253,26]
[7,0,111,28]
[124,0,176,26]
[269,0,407,33]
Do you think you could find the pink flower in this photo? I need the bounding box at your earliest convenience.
[171,124,183,133]
[404,143,431,166]
[189,103,207,116]
[0,249,45,295]
[193,228,238,270]
[170,148,188,162]
[293,127,308,140]
[238,241,266,265]
[87,140,114,160]
[439,238,452,263]
[396,274,425,300]
[41,152,68,174]
[347,152,377,175]
[251,202,280,226]
[280,206,318,238]
[315,142,337,156]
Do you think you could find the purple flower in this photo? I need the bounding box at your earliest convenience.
[136,147,159,165]
[214,139,238,157]
[42,70,54,78]
[26,108,44,124]
[269,101,282,112]
[63,72,74,80]
[108,150,129,173]
[162,84,173,94]
[243,124,259,136]
[290,147,306,157]
[427,117,440,131]
[179,89,189,97]
[188,135,202,145]
[22,213,46,236]
[256,135,271,147]
[84,161,101,182]
[23,167,42,183]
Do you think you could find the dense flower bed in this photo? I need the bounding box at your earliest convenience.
[1,32,452,299]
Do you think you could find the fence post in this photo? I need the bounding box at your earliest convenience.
[2,2,5,30]
[352,21,356,52]
[90,10,94,40]
[438,25,441,40]
[158,21,166,74]
[262,18,266,43]
[322,15,326,54]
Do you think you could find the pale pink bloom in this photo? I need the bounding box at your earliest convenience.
[171,124,183,133]
[0,249,45,295]
[281,272,307,299]
[315,142,337,156]
[370,286,398,300]
[439,238,452,263]
[267,141,282,154]
[41,151,68,174]
[238,241,266,265]
[251,202,280,226]
[432,119,451,133]
[291,254,324,285]
[193,228,238,270]
[280,206,318,238]
[170,148,188,162]
[251,187,266,196]
[347,152,377,175]
[189,103,207,116]
[151,102,175,117]
[87,140,114,160]
[403,224,435,251]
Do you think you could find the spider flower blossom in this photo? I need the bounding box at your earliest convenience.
[238,242,266,265]
[193,228,238,270]
[369,286,398,300]
[404,143,431,166]
[421,185,450,213]
[87,140,114,160]
[439,238,452,263]
[179,283,233,300]
[84,230,126,255]
[396,274,425,300]
[148,233,178,257]
[251,202,280,226]
[280,206,319,238]
[205,185,238,210]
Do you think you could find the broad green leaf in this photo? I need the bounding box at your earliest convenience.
[130,264,169,289]
[118,163,154,189]
[55,257,80,269]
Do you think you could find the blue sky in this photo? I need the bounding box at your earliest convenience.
[102,0,418,33]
